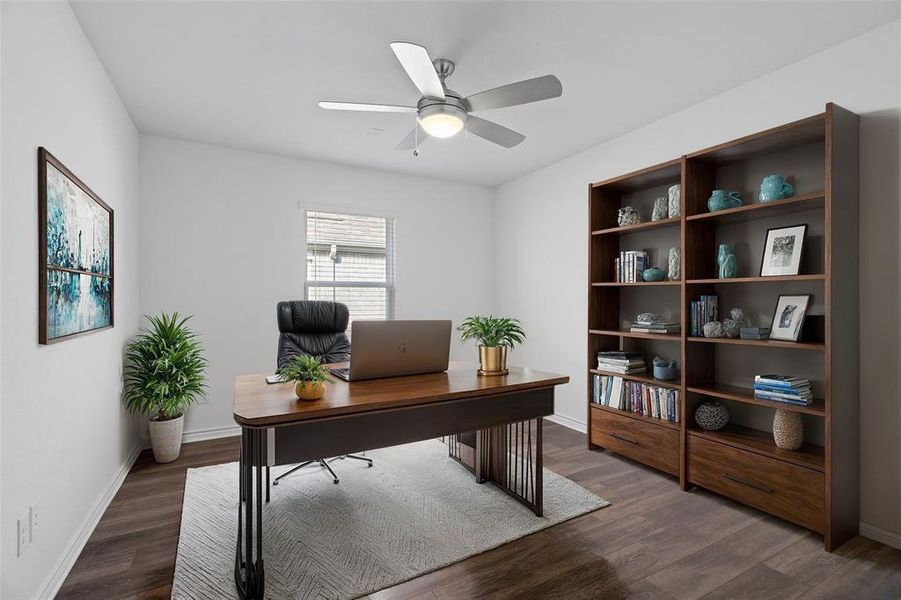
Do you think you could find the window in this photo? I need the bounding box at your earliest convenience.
[305,210,396,324]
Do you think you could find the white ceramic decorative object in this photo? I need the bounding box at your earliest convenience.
[703,321,724,338]
[773,409,803,450]
[652,197,668,221]
[668,184,681,218]
[617,206,641,227]
[636,312,663,325]
[668,247,680,281]
[148,414,184,463]
[722,308,745,338]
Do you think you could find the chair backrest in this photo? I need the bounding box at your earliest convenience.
[276,301,351,369]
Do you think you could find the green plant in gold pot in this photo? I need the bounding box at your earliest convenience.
[278,355,331,401]
[124,313,207,464]
[458,316,525,375]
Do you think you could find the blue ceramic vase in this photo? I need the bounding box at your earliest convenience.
[718,244,737,279]
[759,174,794,202]
[708,190,742,212]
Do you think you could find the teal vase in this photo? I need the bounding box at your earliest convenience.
[717,244,737,279]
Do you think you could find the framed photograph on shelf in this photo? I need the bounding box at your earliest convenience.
[760,224,807,276]
[38,147,114,344]
[769,294,811,342]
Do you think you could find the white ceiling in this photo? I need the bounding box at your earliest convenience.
[71,1,900,186]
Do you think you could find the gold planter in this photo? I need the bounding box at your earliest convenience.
[478,345,508,376]
[294,380,326,401]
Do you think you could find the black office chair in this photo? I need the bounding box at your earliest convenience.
[271,300,373,485]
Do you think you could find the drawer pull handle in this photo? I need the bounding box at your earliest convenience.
[610,432,639,445]
[722,472,774,494]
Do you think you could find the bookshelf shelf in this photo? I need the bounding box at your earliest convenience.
[685,190,825,223]
[591,281,681,287]
[686,274,825,285]
[687,425,825,473]
[590,403,679,431]
[686,336,825,351]
[686,383,826,416]
[587,104,859,551]
[590,368,681,390]
[589,329,681,341]
[592,216,680,236]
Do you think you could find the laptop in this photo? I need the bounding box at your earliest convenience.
[329,320,452,382]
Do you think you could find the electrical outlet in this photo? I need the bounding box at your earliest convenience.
[17,511,30,557]
[31,501,41,539]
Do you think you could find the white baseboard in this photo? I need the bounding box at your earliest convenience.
[182,424,241,444]
[38,440,143,600]
[860,521,901,550]
[545,413,587,434]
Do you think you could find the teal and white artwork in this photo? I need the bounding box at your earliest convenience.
[40,149,113,343]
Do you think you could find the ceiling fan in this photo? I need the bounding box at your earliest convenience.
[319,42,562,152]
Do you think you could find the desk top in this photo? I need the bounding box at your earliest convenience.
[233,361,569,427]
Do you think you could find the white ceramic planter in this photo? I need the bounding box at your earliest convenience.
[148,414,184,463]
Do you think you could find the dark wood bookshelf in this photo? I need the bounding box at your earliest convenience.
[685,383,826,416]
[587,104,859,552]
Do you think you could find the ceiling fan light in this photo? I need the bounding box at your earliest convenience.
[419,112,464,138]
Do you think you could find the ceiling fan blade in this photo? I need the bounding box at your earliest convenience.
[389,41,445,100]
[465,116,525,148]
[318,101,417,113]
[465,75,562,112]
[395,125,428,151]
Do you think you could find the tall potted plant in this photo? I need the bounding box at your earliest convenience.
[124,313,207,463]
[458,315,525,375]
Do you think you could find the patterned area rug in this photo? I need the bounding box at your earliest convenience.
[172,439,609,599]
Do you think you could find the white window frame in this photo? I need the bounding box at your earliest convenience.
[303,209,396,320]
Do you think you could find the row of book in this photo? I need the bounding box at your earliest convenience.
[753,374,813,406]
[689,294,719,336]
[597,351,646,374]
[614,250,648,283]
[592,374,680,422]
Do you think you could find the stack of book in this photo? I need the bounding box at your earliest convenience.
[592,374,680,423]
[741,327,771,340]
[615,250,648,283]
[596,351,646,374]
[690,294,719,336]
[630,321,679,334]
[753,374,813,406]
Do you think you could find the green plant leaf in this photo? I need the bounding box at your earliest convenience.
[457,315,526,348]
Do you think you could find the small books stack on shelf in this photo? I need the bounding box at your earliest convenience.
[615,250,648,283]
[597,351,646,374]
[690,294,719,336]
[592,374,680,423]
[753,374,813,406]
[741,327,771,340]
[630,321,679,334]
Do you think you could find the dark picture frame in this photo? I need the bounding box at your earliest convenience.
[760,223,807,277]
[769,294,811,342]
[38,148,114,344]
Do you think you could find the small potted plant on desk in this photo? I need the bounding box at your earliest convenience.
[278,355,331,401]
[124,313,207,464]
[458,315,526,376]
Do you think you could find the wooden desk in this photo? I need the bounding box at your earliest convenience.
[232,362,568,599]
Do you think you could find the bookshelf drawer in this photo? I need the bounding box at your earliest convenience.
[590,408,679,475]
[688,435,824,533]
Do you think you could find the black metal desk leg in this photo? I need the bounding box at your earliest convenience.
[234,427,265,599]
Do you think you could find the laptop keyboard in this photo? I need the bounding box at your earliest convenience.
[330,367,351,381]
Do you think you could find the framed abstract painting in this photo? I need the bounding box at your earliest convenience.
[38,148,114,344]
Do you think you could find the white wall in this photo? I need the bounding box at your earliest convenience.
[0,2,141,598]
[139,136,495,438]
[494,20,901,541]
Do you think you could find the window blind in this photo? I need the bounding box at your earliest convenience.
[305,210,396,325]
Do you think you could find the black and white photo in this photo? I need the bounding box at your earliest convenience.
[760,224,807,276]
[769,294,812,341]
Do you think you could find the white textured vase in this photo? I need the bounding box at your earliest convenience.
[149,414,184,463]
[773,409,803,450]
[668,247,680,281]
[668,184,681,218]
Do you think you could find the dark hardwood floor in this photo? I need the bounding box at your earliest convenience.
[58,422,901,599]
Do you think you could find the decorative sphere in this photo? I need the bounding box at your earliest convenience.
[636,312,663,325]
[703,321,724,338]
[642,267,665,282]
[694,402,729,431]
